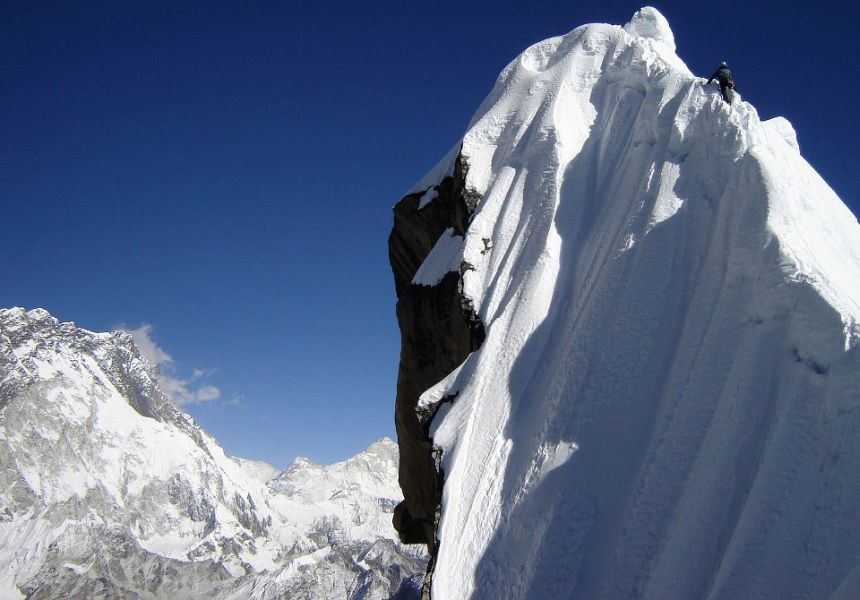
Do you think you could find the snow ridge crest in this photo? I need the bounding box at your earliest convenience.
[404,7,860,599]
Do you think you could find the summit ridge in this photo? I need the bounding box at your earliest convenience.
[390,7,860,599]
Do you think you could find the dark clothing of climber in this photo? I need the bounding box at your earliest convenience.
[707,63,734,104]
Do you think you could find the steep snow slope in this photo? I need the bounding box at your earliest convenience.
[403,7,860,599]
[0,307,424,598]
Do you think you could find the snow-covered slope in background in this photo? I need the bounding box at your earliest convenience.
[0,307,425,598]
[406,7,860,599]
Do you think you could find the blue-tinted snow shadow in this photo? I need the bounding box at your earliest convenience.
[466,75,779,598]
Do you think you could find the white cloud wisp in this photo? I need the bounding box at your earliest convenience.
[127,324,222,406]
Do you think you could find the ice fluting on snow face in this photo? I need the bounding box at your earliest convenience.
[393,7,860,600]
[0,307,425,598]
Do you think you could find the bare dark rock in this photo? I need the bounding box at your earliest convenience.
[388,149,485,560]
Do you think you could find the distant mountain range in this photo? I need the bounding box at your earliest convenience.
[0,306,425,599]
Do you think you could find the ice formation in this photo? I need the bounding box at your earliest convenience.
[395,7,860,599]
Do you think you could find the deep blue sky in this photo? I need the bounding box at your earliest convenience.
[2,1,857,468]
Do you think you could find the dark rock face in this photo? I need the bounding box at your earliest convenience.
[388,150,485,560]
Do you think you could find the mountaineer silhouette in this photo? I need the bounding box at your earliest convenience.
[706,61,735,104]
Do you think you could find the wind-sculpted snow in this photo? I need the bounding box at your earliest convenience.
[404,7,860,599]
[0,307,425,598]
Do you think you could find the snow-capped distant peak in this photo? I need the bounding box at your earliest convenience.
[0,308,425,598]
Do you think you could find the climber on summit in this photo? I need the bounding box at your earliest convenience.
[706,61,735,104]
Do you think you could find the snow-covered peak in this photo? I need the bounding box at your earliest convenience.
[0,307,284,566]
[623,6,676,52]
[2,306,107,340]
[1,307,105,347]
[399,8,860,599]
[0,308,425,597]
[356,437,397,460]
[415,7,860,337]
[0,306,182,427]
[458,8,698,196]
[270,437,399,502]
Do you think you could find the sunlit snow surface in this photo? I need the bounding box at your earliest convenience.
[410,7,860,600]
[0,308,425,598]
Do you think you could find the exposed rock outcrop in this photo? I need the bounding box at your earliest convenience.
[389,151,484,555]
